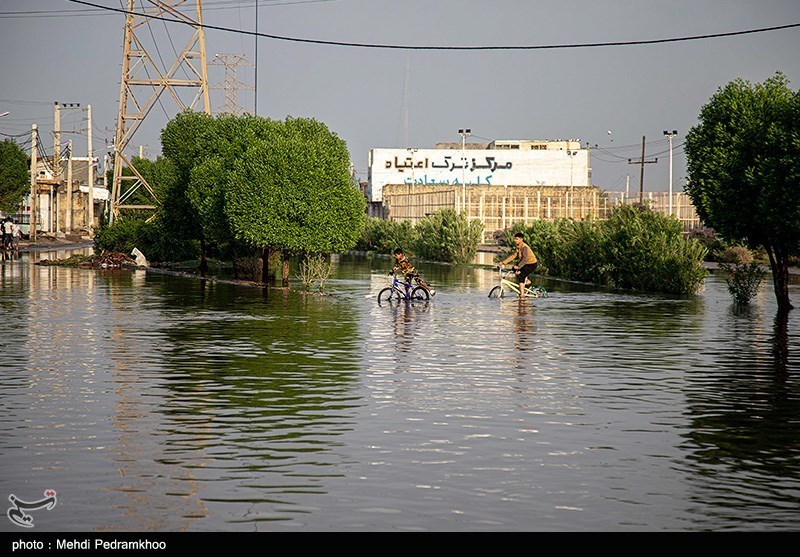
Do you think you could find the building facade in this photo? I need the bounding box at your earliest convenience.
[367,139,590,204]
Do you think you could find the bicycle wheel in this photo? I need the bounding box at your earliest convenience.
[488,285,505,298]
[377,287,397,303]
[525,286,547,298]
[410,286,430,301]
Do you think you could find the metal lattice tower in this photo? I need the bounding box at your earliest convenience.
[210,53,255,115]
[110,0,211,224]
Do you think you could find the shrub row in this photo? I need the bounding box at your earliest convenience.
[499,205,708,295]
[356,209,483,265]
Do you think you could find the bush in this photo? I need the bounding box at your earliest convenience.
[94,218,198,263]
[412,209,484,264]
[687,226,726,261]
[498,205,708,295]
[602,205,707,294]
[94,218,148,255]
[355,217,417,254]
[355,210,483,265]
[720,262,766,305]
[296,253,333,292]
[719,245,753,264]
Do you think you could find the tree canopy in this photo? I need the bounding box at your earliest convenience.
[685,72,800,311]
[225,116,365,256]
[0,139,30,213]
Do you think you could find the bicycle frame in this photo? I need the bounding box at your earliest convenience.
[378,275,430,303]
[488,268,547,299]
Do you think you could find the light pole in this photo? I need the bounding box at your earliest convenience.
[407,147,418,192]
[663,130,678,217]
[566,150,577,219]
[458,128,471,212]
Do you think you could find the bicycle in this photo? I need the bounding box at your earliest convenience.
[488,267,547,299]
[378,273,431,303]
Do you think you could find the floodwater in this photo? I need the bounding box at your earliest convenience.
[1,249,799,531]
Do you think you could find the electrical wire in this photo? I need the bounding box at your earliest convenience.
[66,0,800,51]
[0,0,337,18]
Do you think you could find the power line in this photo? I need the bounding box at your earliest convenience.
[66,0,800,51]
[0,0,336,18]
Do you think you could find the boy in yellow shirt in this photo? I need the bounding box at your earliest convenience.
[499,232,538,297]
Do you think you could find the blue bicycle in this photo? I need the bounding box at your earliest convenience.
[378,274,430,303]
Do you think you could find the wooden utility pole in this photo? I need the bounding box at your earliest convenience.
[628,136,658,202]
[30,124,37,242]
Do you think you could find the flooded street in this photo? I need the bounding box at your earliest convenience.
[1,250,799,531]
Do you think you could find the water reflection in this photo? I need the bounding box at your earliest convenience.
[1,252,800,530]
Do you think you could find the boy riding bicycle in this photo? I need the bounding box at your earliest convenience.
[498,232,538,298]
[390,248,435,297]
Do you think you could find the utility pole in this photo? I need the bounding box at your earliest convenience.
[663,129,678,216]
[66,140,73,233]
[53,102,60,234]
[54,102,80,233]
[628,135,657,202]
[87,104,94,235]
[30,124,37,242]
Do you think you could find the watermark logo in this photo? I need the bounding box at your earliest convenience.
[7,490,57,528]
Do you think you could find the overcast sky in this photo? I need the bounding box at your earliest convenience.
[1,0,799,193]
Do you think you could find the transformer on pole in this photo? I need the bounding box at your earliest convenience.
[110,0,211,224]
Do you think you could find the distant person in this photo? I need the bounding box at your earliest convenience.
[2,218,13,250]
[11,220,21,252]
[390,248,435,296]
[498,232,538,297]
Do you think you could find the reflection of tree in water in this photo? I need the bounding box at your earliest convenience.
[681,308,800,528]
[110,274,362,527]
[593,295,705,339]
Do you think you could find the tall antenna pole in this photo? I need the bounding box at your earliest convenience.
[110,0,211,224]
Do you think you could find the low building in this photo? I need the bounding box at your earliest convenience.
[25,157,109,237]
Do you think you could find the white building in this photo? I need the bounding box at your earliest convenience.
[367,139,590,203]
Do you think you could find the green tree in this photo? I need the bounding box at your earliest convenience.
[160,111,215,271]
[685,73,800,311]
[186,114,279,278]
[225,116,365,285]
[0,139,29,213]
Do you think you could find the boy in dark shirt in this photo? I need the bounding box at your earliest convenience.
[390,248,435,296]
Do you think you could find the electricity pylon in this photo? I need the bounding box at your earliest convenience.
[110,0,211,224]
[210,53,255,116]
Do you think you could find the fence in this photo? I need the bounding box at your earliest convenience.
[382,184,700,242]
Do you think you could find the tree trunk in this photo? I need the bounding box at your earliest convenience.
[765,242,794,312]
[261,246,270,284]
[282,251,290,287]
[199,235,208,277]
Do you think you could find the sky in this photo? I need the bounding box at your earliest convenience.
[1,0,799,195]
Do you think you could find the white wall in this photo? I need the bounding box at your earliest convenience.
[367,147,590,202]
